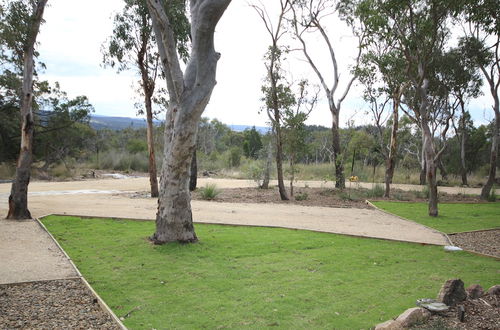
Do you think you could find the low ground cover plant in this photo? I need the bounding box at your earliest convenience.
[42,216,498,329]
[372,202,500,233]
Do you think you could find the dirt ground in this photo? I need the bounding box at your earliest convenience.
[0,177,450,246]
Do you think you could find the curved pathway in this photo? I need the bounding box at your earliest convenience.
[0,177,453,284]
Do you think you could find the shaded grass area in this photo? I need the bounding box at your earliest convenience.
[372,202,500,234]
[42,216,499,329]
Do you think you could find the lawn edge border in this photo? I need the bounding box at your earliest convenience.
[35,216,127,330]
[365,200,453,246]
[47,213,447,247]
[448,227,500,235]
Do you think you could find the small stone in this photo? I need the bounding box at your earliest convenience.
[437,279,467,306]
[486,284,500,296]
[466,284,484,299]
[416,298,449,312]
[395,307,431,327]
[374,319,403,330]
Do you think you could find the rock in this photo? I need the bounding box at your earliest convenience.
[437,279,466,306]
[486,285,500,296]
[395,307,431,327]
[416,299,449,312]
[374,319,403,330]
[466,284,484,299]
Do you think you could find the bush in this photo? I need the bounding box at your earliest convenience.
[127,139,148,154]
[50,163,73,179]
[0,162,15,180]
[199,184,220,200]
[98,150,149,172]
[227,147,242,168]
[488,188,497,202]
[368,184,385,198]
[412,186,430,199]
[295,192,308,201]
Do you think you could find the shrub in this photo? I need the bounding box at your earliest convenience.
[199,184,220,200]
[368,184,385,198]
[227,147,242,168]
[488,188,497,202]
[295,192,308,201]
[0,162,15,180]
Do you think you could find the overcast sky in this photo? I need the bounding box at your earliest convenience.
[37,0,494,128]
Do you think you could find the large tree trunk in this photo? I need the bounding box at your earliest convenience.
[147,0,231,244]
[418,79,438,216]
[145,95,159,198]
[153,106,199,243]
[7,0,48,220]
[331,111,345,189]
[480,87,499,199]
[384,94,400,198]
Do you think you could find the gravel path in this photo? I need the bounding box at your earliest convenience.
[0,279,120,329]
[0,219,77,284]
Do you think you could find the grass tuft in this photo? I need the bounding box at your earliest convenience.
[199,183,220,200]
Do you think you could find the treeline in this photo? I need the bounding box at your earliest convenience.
[1,111,495,188]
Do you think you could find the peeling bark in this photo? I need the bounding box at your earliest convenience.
[331,112,345,189]
[384,93,400,198]
[189,149,197,192]
[480,76,499,200]
[146,0,231,244]
[7,0,48,220]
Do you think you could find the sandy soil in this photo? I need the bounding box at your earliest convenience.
[0,178,448,246]
[0,177,485,196]
[0,219,77,284]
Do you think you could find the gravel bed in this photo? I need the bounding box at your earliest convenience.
[0,279,120,329]
[450,229,500,258]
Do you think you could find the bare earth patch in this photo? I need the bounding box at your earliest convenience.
[411,291,500,330]
[189,186,483,208]
[0,279,120,329]
[193,186,372,208]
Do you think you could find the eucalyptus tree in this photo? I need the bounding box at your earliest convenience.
[290,0,365,189]
[461,1,500,199]
[283,80,318,196]
[145,0,231,244]
[103,0,189,197]
[1,0,48,219]
[252,0,292,200]
[438,47,482,186]
[357,47,407,197]
[356,0,461,216]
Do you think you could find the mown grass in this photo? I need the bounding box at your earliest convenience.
[372,201,500,233]
[42,216,499,329]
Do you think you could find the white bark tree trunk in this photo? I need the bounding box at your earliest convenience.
[146,0,231,244]
[7,0,48,220]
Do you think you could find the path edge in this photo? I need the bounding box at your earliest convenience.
[365,200,453,245]
[35,216,127,330]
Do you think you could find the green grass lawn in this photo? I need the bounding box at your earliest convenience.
[42,216,499,329]
[372,202,500,234]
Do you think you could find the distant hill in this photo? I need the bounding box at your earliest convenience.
[90,114,270,133]
[229,124,270,134]
[90,115,157,130]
